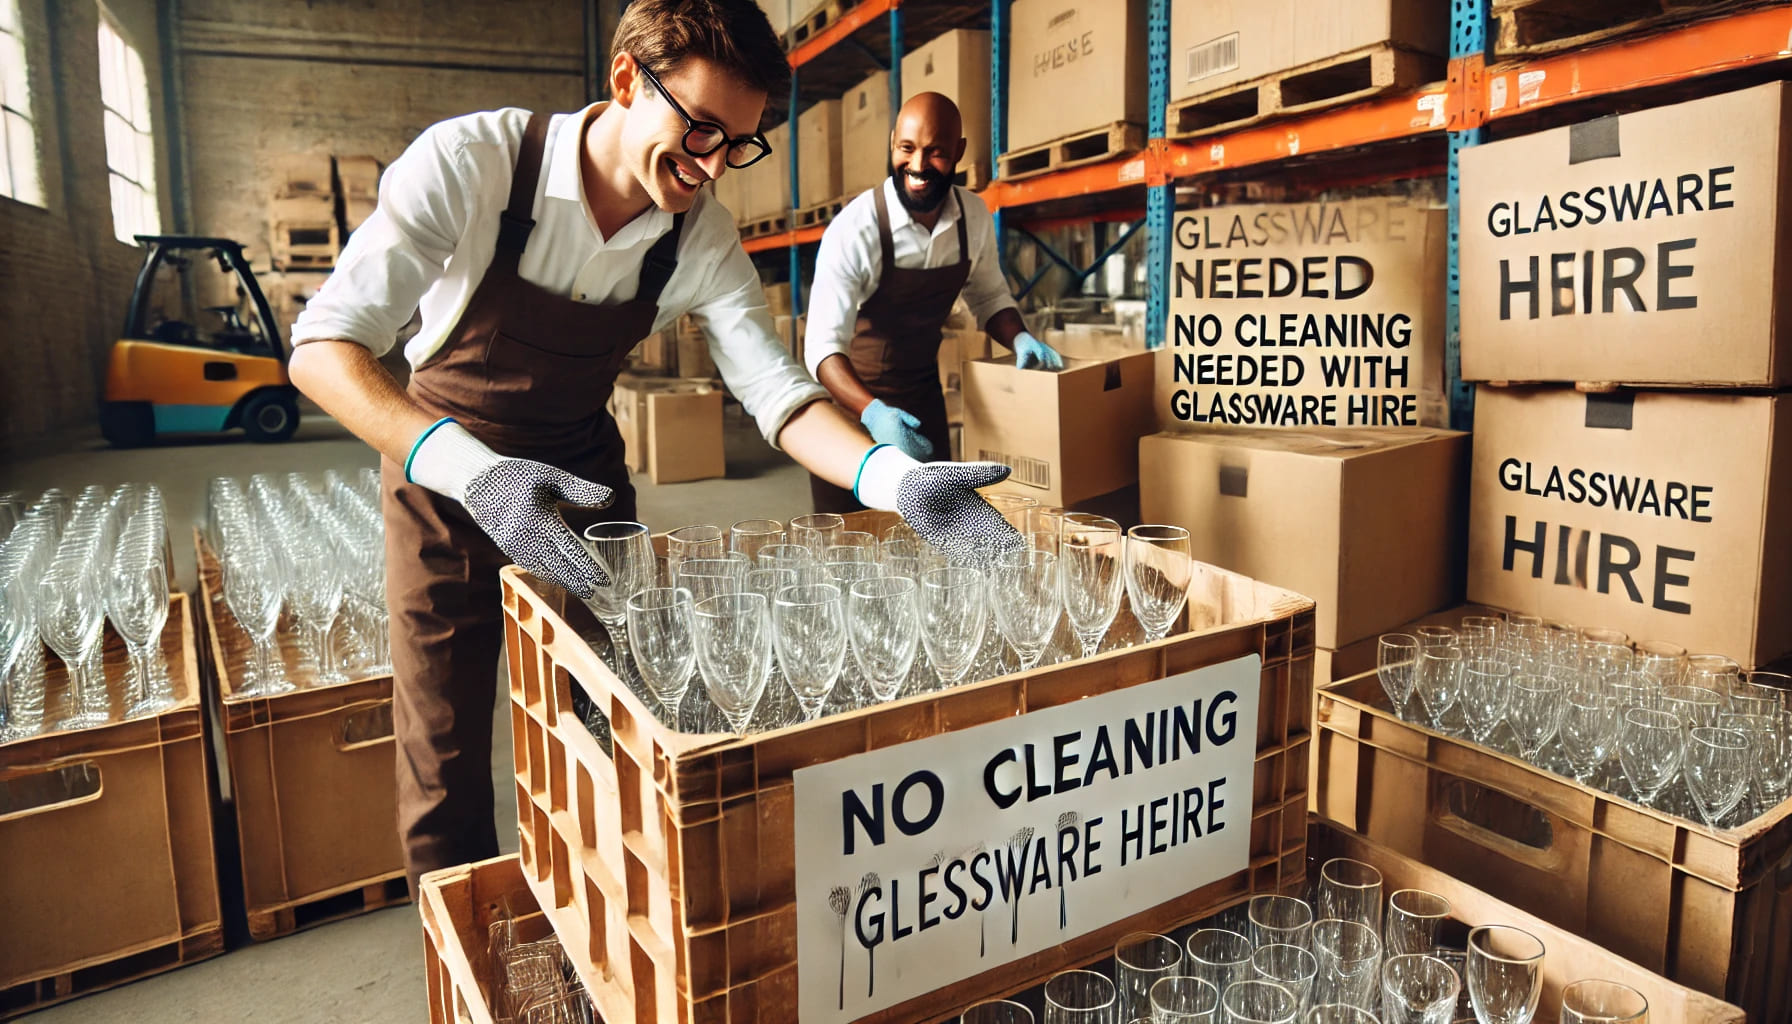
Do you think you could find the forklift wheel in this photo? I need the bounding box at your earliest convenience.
[240,390,300,443]
[100,401,156,448]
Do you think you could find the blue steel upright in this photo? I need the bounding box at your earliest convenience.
[1445,0,1489,430]
[990,0,1009,275]
[1145,0,1171,350]
[790,67,804,313]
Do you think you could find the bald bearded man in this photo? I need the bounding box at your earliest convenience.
[803,92,1063,513]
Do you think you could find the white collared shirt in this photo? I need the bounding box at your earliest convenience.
[802,178,1018,376]
[292,103,826,446]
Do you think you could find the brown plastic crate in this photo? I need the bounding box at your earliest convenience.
[1316,669,1792,1021]
[0,594,224,1018]
[420,854,564,1024]
[195,532,407,939]
[502,510,1316,1024]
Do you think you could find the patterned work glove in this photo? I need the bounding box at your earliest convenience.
[407,419,615,598]
[859,398,935,459]
[1013,331,1065,371]
[853,446,1025,567]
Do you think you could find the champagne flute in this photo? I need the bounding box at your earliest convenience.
[918,566,987,687]
[771,583,847,721]
[990,547,1060,671]
[1377,635,1420,719]
[1124,525,1192,642]
[691,592,774,734]
[627,587,696,718]
[1061,514,1124,659]
[580,522,656,655]
[848,576,921,703]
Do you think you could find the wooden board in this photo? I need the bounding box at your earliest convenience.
[1166,44,1444,140]
[996,122,1147,183]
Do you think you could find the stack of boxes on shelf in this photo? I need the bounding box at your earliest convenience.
[612,311,727,485]
[901,29,992,190]
[999,0,1147,180]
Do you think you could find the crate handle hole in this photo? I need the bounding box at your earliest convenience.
[0,761,103,820]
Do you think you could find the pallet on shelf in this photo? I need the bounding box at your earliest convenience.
[1492,0,1763,59]
[996,122,1147,183]
[0,595,224,1020]
[195,533,408,941]
[793,197,845,229]
[785,0,860,49]
[741,214,790,240]
[503,509,1315,1024]
[1166,43,1443,140]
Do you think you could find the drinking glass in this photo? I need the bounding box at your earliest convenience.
[1683,726,1750,829]
[848,576,921,703]
[744,567,797,604]
[691,593,774,734]
[1726,682,1781,719]
[728,519,784,561]
[36,559,109,727]
[1311,921,1381,1011]
[1577,626,1629,648]
[1746,670,1791,711]
[881,539,923,581]
[1117,932,1184,1021]
[789,513,846,558]
[1043,968,1117,1024]
[1617,708,1685,807]
[1383,891,1450,959]
[919,566,987,686]
[771,583,846,721]
[1722,711,1792,815]
[1459,656,1511,744]
[1506,676,1564,763]
[1023,505,1068,554]
[1458,616,1502,656]
[288,530,348,684]
[1124,525,1192,642]
[1466,926,1543,1024]
[1,567,47,738]
[223,539,291,697]
[1252,945,1318,1012]
[1188,929,1255,1003]
[991,547,1060,671]
[823,543,876,565]
[1684,655,1741,696]
[1380,955,1459,1024]
[1152,976,1221,1022]
[1558,690,1619,784]
[758,543,817,569]
[580,522,656,650]
[1318,859,1384,932]
[984,493,1039,520]
[1377,635,1420,719]
[666,524,725,575]
[1579,643,1633,697]
[1631,641,1687,687]
[1559,981,1647,1024]
[108,554,173,717]
[1224,980,1298,1024]
[1302,1007,1379,1024]
[1414,648,1463,731]
[964,1001,1036,1024]
[1249,894,1314,950]
[626,587,696,717]
[677,557,748,605]
[1061,514,1124,659]
[1415,626,1457,650]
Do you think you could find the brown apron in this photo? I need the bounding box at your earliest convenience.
[810,185,972,513]
[380,112,685,889]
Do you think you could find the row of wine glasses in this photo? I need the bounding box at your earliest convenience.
[574,510,1196,736]
[206,469,387,697]
[0,484,176,740]
[1376,614,1791,829]
[957,859,1643,1023]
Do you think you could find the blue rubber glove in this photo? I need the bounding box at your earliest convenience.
[1013,331,1064,371]
[859,398,935,459]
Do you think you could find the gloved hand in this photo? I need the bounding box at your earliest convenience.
[407,419,615,598]
[859,398,935,459]
[1013,331,1064,371]
[852,446,1025,567]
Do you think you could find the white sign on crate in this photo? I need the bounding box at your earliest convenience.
[793,654,1262,1022]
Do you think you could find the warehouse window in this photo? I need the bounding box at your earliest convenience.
[98,9,158,242]
[0,0,43,206]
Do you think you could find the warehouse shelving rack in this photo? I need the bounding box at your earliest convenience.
[745,0,1792,427]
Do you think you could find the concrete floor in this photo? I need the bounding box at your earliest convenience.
[11,405,813,1023]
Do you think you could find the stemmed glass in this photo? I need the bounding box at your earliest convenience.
[627,587,696,719]
[1414,647,1463,732]
[1124,525,1192,642]
[789,514,845,559]
[1377,635,1420,719]
[848,576,921,703]
[1116,932,1183,1021]
[1558,690,1619,785]
[1559,981,1647,1024]
[990,547,1060,671]
[1683,726,1750,829]
[1459,656,1511,744]
[580,522,656,657]
[665,524,725,576]
[1380,954,1459,1024]
[691,593,774,734]
[771,583,846,721]
[224,538,293,696]
[1506,675,1564,764]
[1466,926,1543,1024]
[677,557,748,605]
[286,530,347,684]
[1617,708,1684,808]
[918,566,987,687]
[1723,711,1792,816]
[108,553,174,717]
[38,559,110,727]
[1152,976,1221,1022]
[1060,514,1124,659]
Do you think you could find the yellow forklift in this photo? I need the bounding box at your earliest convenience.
[100,235,301,447]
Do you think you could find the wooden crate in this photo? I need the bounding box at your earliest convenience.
[1315,669,1792,1021]
[503,510,1315,1024]
[0,595,224,1019]
[195,533,408,940]
[420,854,567,1024]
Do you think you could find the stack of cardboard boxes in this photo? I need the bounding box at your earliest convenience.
[612,311,735,485]
[1003,0,1147,169]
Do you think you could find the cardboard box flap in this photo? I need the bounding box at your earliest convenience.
[1157,424,1464,459]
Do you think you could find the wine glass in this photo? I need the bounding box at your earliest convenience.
[108,553,174,717]
[918,566,987,687]
[1558,690,1619,785]
[1631,641,1686,687]
[1683,726,1749,829]
[1249,894,1314,950]
[1466,926,1543,1024]
[990,547,1060,671]
[1377,635,1420,719]
[665,524,725,576]
[691,593,774,734]
[1415,626,1456,650]
[37,559,110,727]
[848,576,921,703]
[1043,969,1117,1024]
[677,557,748,605]
[880,539,924,581]
[1559,980,1647,1024]
[1224,980,1299,1024]
[1683,654,1741,695]
[1124,525,1192,642]
[728,519,784,561]
[1152,976,1221,1022]
[580,522,656,654]
[1116,932,1183,1021]
[789,513,845,558]
[1459,656,1512,744]
[771,583,847,721]
[626,587,696,718]
[1506,675,1564,763]
[1616,708,1684,808]
[1318,859,1384,932]
[1380,954,1459,1024]
[1414,647,1463,732]
[1383,890,1450,959]
[1722,711,1792,817]
[1188,929,1255,1003]
[285,529,347,684]
[1061,514,1124,659]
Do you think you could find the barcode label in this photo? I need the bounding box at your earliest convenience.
[1187,33,1240,83]
[978,449,1052,491]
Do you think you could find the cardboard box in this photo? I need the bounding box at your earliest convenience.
[1161,196,1450,432]
[795,98,843,209]
[771,314,796,353]
[962,351,1156,506]
[1467,386,1792,667]
[1007,0,1147,152]
[628,328,677,375]
[1052,323,1143,362]
[1168,0,1446,102]
[746,122,792,221]
[1140,425,1468,649]
[1459,83,1792,387]
[712,164,748,225]
[755,0,790,36]
[612,377,726,484]
[272,151,332,195]
[335,155,381,198]
[764,281,792,317]
[901,29,991,185]
[841,69,892,197]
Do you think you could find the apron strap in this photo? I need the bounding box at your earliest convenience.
[871,184,897,271]
[493,112,552,274]
[635,212,687,306]
[952,187,970,268]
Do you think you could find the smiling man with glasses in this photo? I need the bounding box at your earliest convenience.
[283,0,1024,890]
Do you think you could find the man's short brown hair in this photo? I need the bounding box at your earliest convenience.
[614,0,791,104]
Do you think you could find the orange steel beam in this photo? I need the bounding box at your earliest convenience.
[981,151,1152,211]
[789,0,899,69]
[1161,85,1451,179]
[741,224,826,253]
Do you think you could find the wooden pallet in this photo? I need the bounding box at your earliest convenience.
[794,196,845,229]
[244,875,410,942]
[784,0,861,49]
[1166,44,1444,140]
[953,160,992,193]
[0,925,225,1020]
[1492,0,1762,58]
[740,213,789,239]
[270,220,338,271]
[997,122,1147,182]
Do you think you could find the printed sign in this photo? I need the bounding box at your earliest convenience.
[793,655,1261,1022]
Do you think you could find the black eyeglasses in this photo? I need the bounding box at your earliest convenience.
[635,59,772,169]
